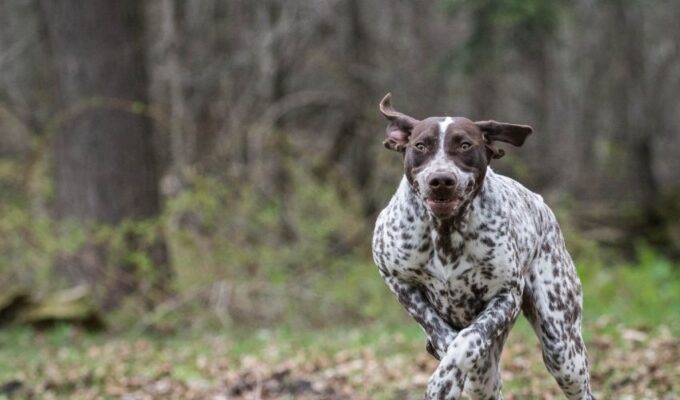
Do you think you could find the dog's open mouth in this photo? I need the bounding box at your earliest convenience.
[426,197,462,217]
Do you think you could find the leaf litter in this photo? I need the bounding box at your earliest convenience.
[2,324,678,399]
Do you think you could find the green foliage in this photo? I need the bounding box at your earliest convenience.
[0,205,165,290]
[163,163,406,328]
[0,203,56,288]
[578,243,680,333]
[161,161,680,331]
[0,161,166,311]
[2,153,679,332]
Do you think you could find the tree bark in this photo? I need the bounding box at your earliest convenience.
[608,0,657,209]
[41,0,169,308]
[340,0,377,215]
[468,5,499,119]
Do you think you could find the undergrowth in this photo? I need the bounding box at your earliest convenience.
[0,158,679,334]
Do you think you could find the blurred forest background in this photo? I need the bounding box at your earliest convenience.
[1,0,679,398]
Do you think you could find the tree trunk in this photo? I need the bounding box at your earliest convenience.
[468,5,498,119]
[341,0,376,215]
[608,0,657,209]
[158,0,191,175]
[41,0,170,308]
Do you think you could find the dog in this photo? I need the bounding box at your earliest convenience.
[372,93,594,399]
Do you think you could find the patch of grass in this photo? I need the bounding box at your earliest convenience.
[1,321,678,399]
[577,244,680,335]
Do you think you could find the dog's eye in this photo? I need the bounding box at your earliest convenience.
[460,142,472,151]
[414,142,427,151]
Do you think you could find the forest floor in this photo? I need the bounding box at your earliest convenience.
[2,320,679,400]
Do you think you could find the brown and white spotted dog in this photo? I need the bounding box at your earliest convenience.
[372,93,594,400]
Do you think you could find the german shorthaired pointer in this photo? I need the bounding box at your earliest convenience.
[372,93,594,399]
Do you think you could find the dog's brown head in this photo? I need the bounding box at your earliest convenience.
[379,93,533,219]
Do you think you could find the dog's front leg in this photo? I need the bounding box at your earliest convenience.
[381,274,458,359]
[427,283,523,400]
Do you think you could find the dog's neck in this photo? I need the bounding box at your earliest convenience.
[394,169,496,264]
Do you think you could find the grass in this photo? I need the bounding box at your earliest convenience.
[1,318,678,399]
[576,246,680,336]
[1,245,679,398]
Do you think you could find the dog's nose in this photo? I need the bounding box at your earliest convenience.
[428,173,456,190]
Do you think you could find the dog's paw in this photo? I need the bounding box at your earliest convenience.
[426,365,464,400]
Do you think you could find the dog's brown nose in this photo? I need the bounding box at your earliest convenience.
[428,173,456,191]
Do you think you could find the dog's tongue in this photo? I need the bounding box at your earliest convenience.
[426,199,461,216]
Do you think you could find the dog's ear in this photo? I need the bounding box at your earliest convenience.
[476,120,533,159]
[379,93,419,152]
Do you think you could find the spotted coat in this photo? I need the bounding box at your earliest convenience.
[372,93,594,400]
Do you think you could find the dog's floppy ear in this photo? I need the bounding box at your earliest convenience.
[476,120,533,159]
[379,93,419,152]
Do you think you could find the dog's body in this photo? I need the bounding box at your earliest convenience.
[372,94,593,399]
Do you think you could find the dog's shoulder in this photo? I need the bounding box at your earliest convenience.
[482,168,556,224]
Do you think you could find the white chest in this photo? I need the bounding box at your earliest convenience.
[372,176,526,327]
[374,214,516,328]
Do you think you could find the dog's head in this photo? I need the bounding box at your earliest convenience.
[379,93,533,219]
